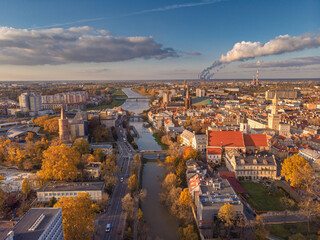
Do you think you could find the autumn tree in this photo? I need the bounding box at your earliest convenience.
[280,197,295,224]
[21,177,32,197]
[93,148,105,162]
[128,174,138,193]
[176,160,187,187]
[100,155,119,191]
[218,203,237,227]
[54,193,98,240]
[178,225,198,240]
[72,138,90,156]
[183,147,201,161]
[25,132,35,143]
[254,216,269,240]
[281,154,313,188]
[6,143,26,169]
[179,188,192,207]
[37,144,80,181]
[43,117,59,134]
[122,193,134,219]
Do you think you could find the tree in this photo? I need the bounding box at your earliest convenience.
[183,147,201,161]
[137,208,143,221]
[43,117,59,134]
[25,132,35,143]
[72,138,90,156]
[97,193,110,211]
[176,160,187,187]
[37,144,80,181]
[280,197,295,224]
[128,174,138,193]
[281,154,313,188]
[179,225,198,240]
[21,177,32,197]
[254,216,269,240]
[218,203,237,227]
[54,193,98,240]
[48,197,57,207]
[93,149,105,162]
[179,188,192,207]
[100,155,119,191]
[122,193,134,219]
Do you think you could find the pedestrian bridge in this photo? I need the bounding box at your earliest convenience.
[137,150,169,157]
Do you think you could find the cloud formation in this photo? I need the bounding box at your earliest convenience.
[239,56,320,68]
[0,26,178,65]
[200,33,320,79]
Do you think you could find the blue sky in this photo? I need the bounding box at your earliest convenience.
[0,0,319,80]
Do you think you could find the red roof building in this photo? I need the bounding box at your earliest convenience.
[243,134,268,147]
[208,131,245,148]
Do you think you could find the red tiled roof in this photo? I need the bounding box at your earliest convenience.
[207,148,222,155]
[244,134,268,147]
[219,171,236,179]
[208,131,245,148]
[227,177,248,194]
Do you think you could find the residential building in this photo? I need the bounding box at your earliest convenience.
[42,91,88,110]
[265,90,299,100]
[19,93,42,114]
[196,88,206,97]
[207,148,222,164]
[192,134,207,153]
[299,148,320,171]
[225,149,277,180]
[11,208,63,240]
[99,110,118,128]
[181,130,194,147]
[37,182,105,202]
[196,178,244,228]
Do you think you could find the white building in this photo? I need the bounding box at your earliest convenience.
[180,130,194,146]
[37,182,105,202]
[19,93,42,114]
[299,148,320,171]
[192,134,207,153]
[196,88,206,97]
[11,208,64,240]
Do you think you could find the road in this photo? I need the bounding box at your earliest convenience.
[94,115,136,240]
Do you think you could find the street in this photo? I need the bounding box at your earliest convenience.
[94,116,135,240]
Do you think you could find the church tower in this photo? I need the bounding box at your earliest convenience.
[268,92,280,131]
[240,114,249,134]
[185,82,191,109]
[59,106,70,142]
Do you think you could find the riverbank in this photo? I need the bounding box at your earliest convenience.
[152,132,169,150]
[84,88,127,110]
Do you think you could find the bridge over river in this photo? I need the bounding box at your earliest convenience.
[137,149,169,158]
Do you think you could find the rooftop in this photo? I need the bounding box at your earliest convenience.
[208,131,245,148]
[244,134,269,147]
[12,208,61,240]
[37,181,105,192]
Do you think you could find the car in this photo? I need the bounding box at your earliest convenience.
[106,224,111,232]
[120,177,124,182]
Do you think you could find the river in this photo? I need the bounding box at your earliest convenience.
[121,88,179,240]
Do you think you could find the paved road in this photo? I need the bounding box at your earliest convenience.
[94,117,135,240]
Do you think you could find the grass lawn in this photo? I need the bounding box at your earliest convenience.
[85,88,127,110]
[239,182,286,211]
[267,222,319,240]
[152,132,169,150]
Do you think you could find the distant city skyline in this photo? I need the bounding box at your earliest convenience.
[0,0,319,80]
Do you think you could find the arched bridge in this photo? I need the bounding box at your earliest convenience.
[137,150,169,157]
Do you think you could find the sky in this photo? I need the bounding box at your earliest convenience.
[0,0,319,81]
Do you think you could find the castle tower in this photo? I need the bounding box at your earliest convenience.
[240,114,249,134]
[185,82,191,109]
[268,92,280,131]
[59,106,70,142]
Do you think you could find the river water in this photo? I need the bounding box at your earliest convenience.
[121,88,179,240]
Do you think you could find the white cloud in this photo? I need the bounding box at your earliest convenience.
[220,34,320,63]
[200,33,320,79]
[0,26,178,65]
